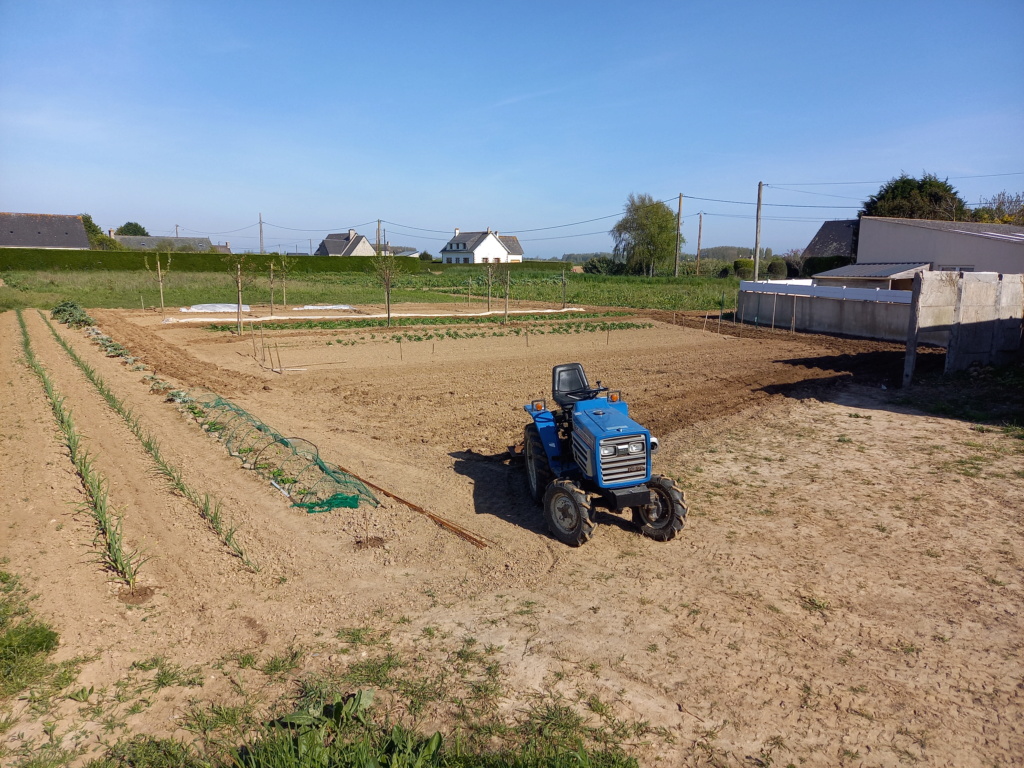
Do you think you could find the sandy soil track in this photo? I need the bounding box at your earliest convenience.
[2,306,1021,766]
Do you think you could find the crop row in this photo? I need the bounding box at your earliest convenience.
[16,310,147,589]
[206,310,629,333]
[44,308,257,571]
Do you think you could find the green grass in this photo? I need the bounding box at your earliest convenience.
[2,265,739,312]
[0,567,63,701]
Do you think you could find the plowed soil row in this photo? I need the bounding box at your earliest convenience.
[2,306,1021,766]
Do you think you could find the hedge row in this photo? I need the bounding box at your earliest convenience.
[0,249,568,274]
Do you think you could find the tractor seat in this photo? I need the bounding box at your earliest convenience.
[552,363,593,408]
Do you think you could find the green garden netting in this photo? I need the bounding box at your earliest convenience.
[188,394,378,513]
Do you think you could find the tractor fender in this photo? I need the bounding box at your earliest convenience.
[524,404,565,474]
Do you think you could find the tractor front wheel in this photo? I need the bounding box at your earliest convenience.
[524,423,553,502]
[633,474,686,542]
[543,479,595,547]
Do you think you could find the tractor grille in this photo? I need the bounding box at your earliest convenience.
[599,435,647,484]
[572,431,593,476]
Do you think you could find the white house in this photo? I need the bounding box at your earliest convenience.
[440,228,524,264]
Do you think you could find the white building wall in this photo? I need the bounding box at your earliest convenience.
[858,218,1024,273]
[472,235,509,263]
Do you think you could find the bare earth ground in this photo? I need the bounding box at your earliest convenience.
[1,304,1022,767]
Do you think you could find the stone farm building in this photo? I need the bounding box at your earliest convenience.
[440,228,524,264]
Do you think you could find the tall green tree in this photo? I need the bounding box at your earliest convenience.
[610,193,680,276]
[861,173,968,221]
[115,221,149,236]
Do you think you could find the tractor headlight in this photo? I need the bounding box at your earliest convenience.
[628,441,645,454]
[600,445,615,457]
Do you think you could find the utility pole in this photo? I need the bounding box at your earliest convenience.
[309,238,312,255]
[376,219,381,254]
[259,213,264,254]
[696,212,703,276]
[175,224,179,238]
[753,182,763,281]
[674,193,682,278]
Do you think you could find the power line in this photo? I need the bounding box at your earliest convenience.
[768,171,1024,186]
[263,219,377,233]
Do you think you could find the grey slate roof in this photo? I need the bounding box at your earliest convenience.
[114,235,214,251]
[0,212,90,249]
[814,262,930,279]
[803,219,857,259]
[441,231,524,256]
[315,232,374,256]
[499,235,524,256]
[862,216,1024,240]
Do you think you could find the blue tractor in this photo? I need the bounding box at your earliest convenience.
[523,363,687,546]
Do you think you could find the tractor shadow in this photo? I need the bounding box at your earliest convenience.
[449,450,637,538]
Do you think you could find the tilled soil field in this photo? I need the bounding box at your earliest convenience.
[1,304,1021,767]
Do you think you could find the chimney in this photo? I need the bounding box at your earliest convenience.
[454,228,460,237]
[108,228,115,237]
[225,241,230,250]
[487,227,491,233]
[348,228,356,239]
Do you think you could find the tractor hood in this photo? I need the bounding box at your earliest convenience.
[572,400,645,438]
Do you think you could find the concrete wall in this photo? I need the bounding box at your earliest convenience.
[737,289,912,342]
[903,272,1023,383]
[858,218,1024,273]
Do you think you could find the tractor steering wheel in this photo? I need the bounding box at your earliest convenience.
[564,385,608,400]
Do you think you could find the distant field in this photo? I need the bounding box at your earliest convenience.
[0,248,739,311]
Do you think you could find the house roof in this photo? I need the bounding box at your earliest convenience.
[862,216,1024,241]
[319,233,372,256]
[441,231,524,255]
[803,219,857,259]
[814,262,930,279]
[114,235,214,251]
[0,212,91,249]
[499,235,524,256]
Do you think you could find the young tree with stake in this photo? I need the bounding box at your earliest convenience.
[144,251,172,317]
[371,249,399,328]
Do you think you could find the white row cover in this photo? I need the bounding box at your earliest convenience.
[180,304,251,312]
[739,280,911,304]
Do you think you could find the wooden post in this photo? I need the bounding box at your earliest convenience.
[269,262,275,318]
[753,181,763,281]
[251,321,257,357]
[275,343,283,374]
[703,312,709,331]
[674,192,682,278]
[903,273,925,387]
[695,212,703,276]
[561,268,567,309]
[141,296,145,312]
[504,267,510,325]
[399,337,403,360]
[236,262,243,336]
[156,255,166,317]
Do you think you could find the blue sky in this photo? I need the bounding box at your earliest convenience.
[1,1,1022,257]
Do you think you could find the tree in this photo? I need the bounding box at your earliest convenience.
[371,249,400,328]
[973,191,1024,225]
[115,221,149,236]
[419,251,434,262]
[610,194,680,276]
[79,213,119,250]
[861,173,968,221]
[221,253,250,335]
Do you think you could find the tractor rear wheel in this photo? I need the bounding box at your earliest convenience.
[633,474,686,542]
[524,423,553,502]
[543,479,595,547]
